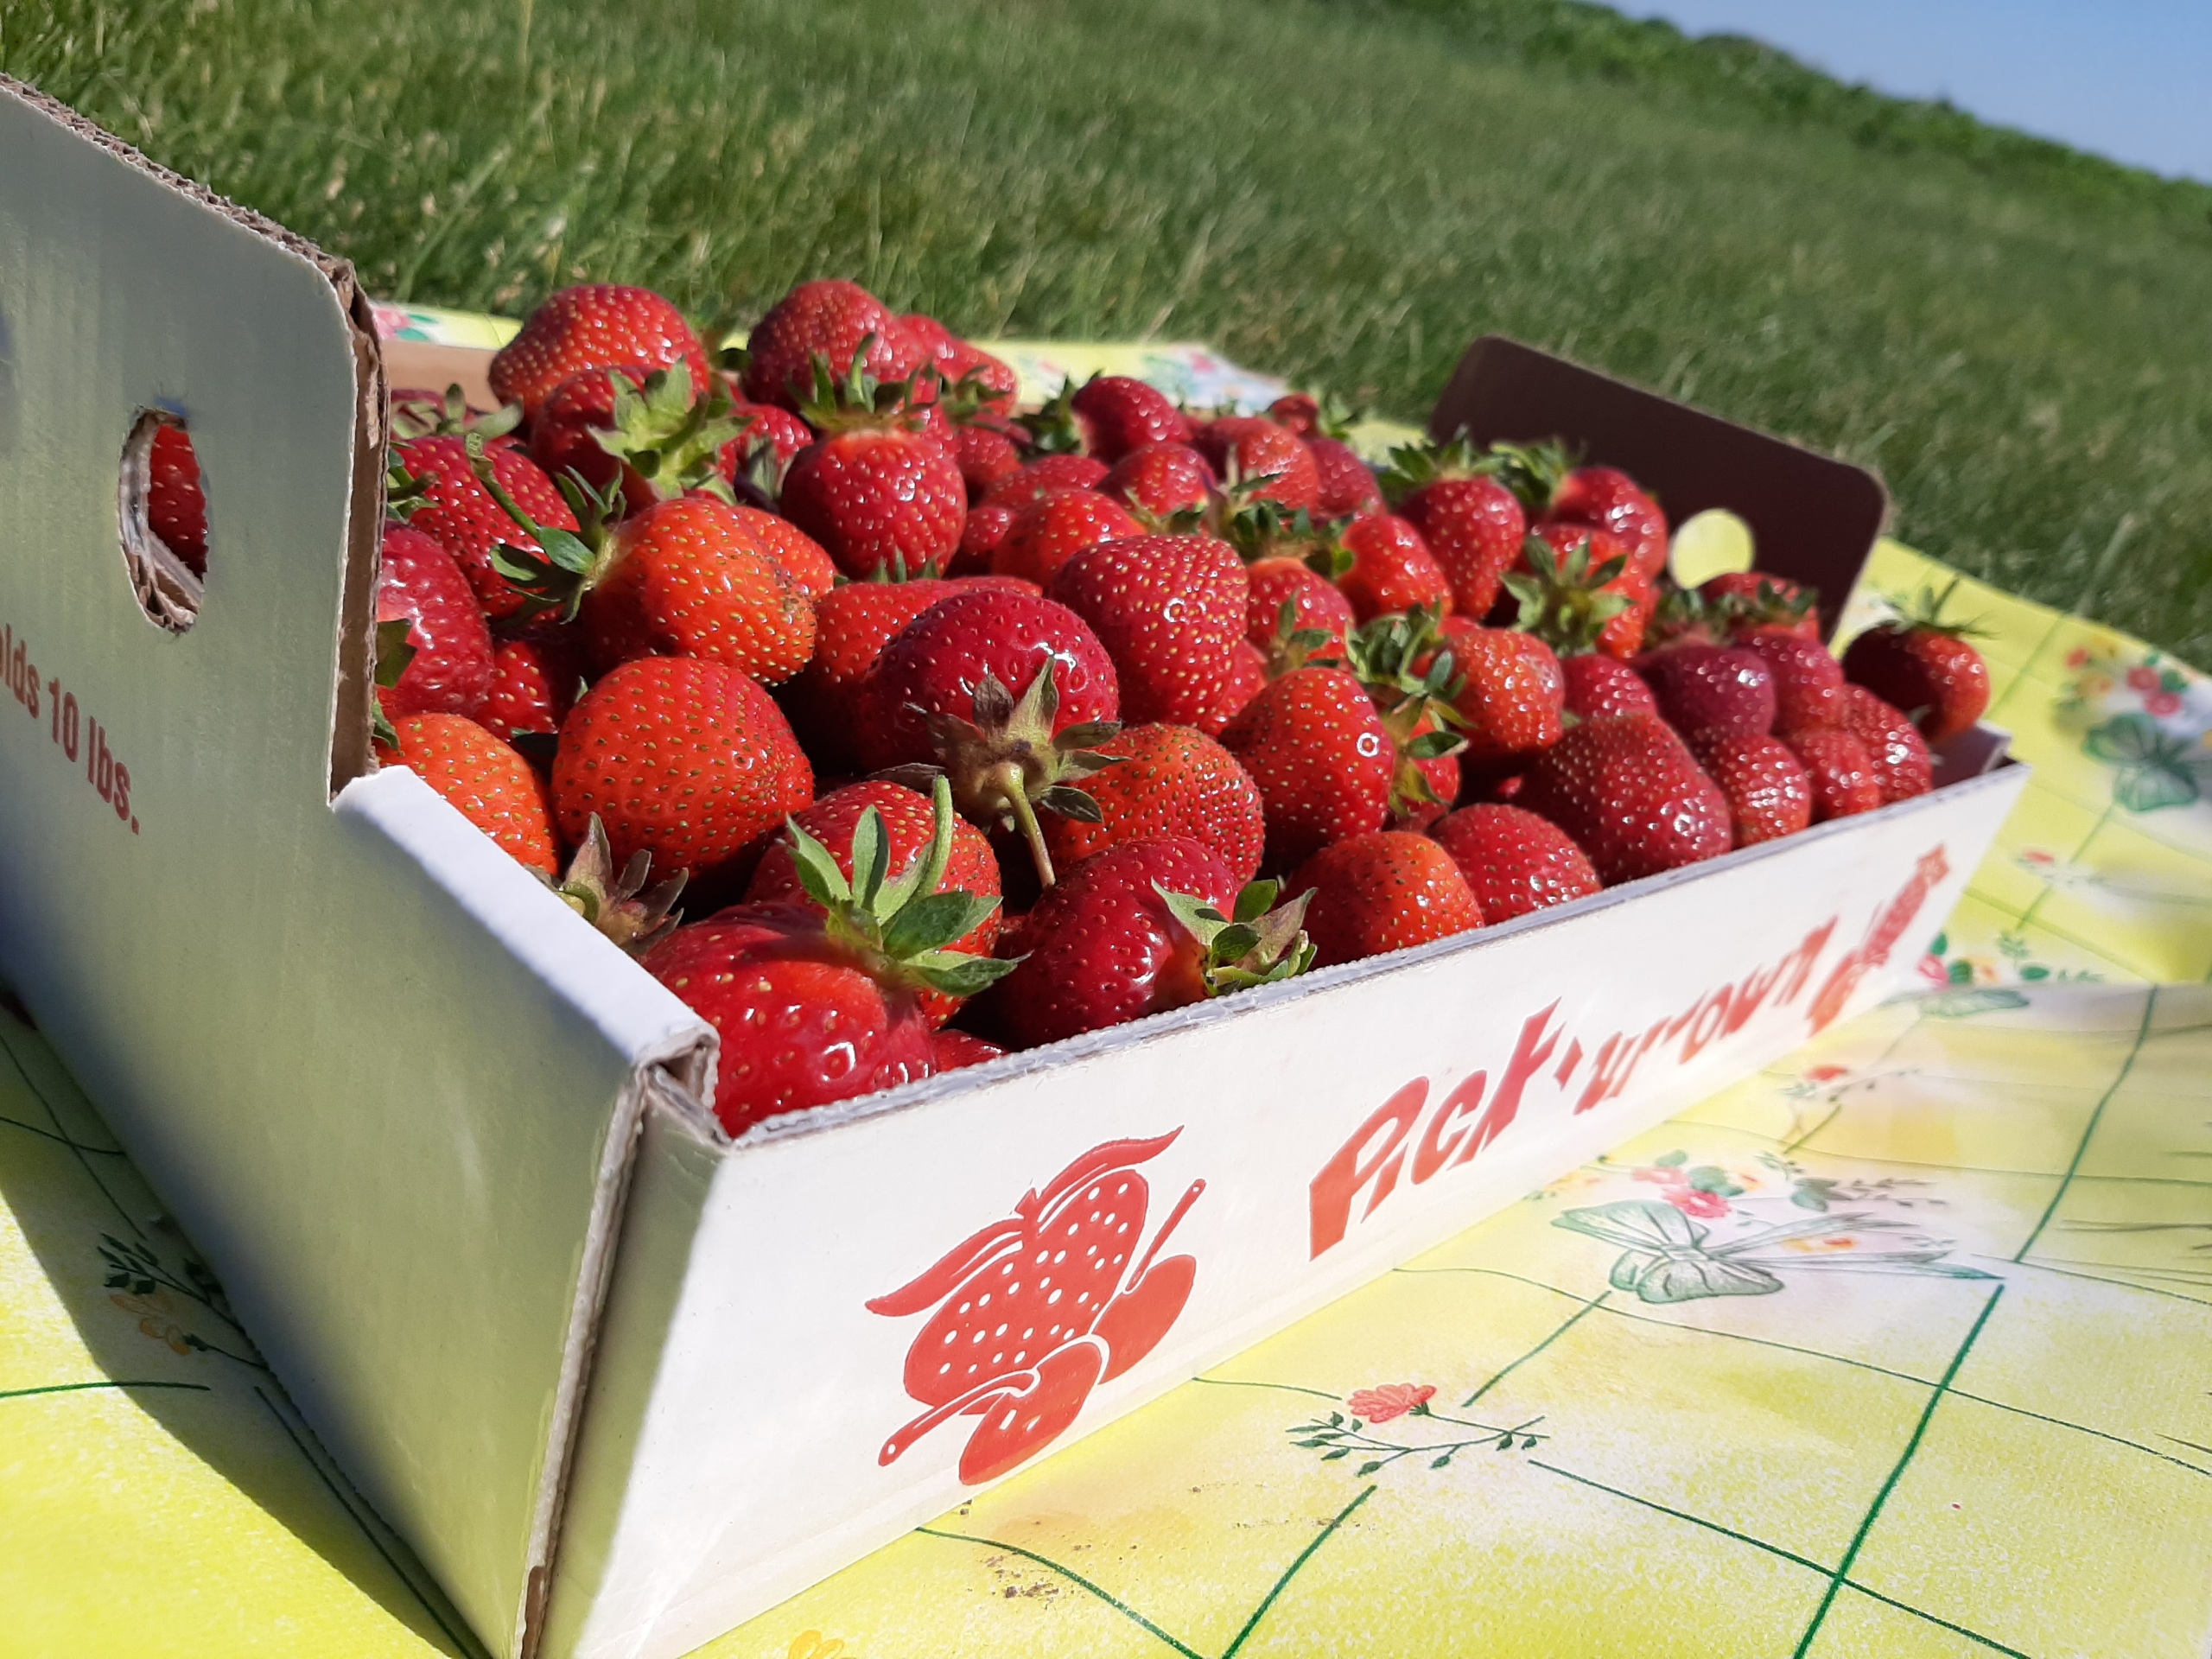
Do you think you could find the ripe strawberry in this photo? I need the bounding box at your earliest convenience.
[1220,665,1395,870]
[480,624,586,743]
[1382,439,1527,618]
[985,453,1109,506]
[952,423,1024,502]
[725,399,813,467]
[1247,557,1356,661]
[554,655,813,874]
[1309,436,1382,518]
[741,279,927,410]
[990,840,1311,1047]
[529,363,650,499]
[782,577,961,766]
[932,1028,1006,1070]
[375,522,493,721]
[1832,683,1933,804]
[1338,608,1475,831]
[730,505,836,599]
[747,779,1003,1026]
[1195,417,1321,512]
[1518,716,1730,885]
[1051,533,1249,729]
[1208,641,1270,736]
[951,501,1014,575]
[1336,512,1452,621]
[1781,727,1882,821]
[1703,571,1821,640]
[1429,618,1563,763]
[1840,582,1991,742]
[571,497,815,682]
[1736,626,1844,730]
[779,360,967,579]
[490,285,711,423]
[146,421,208,577]
[995,489,1144,586]
[1686,732,1813,847]
[1293,831,1484,967]
[1636,643,1777,739]
[1067,374,1193,461]
[1431,804,1600,922]
[378,713,559,874]
[1562,652,1658,721]
[901,315,1020,410]
[1039,723,1266,886]
[1486,443,1669,584]
[1103,442,1217,520]
[394,434,580,620]
[531,360,745,517]
[1504,524,1653,659]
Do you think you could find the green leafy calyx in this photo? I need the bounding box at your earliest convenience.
[1157,879,1319,995]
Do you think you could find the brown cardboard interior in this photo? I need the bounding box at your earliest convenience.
[1430,334,1890,639]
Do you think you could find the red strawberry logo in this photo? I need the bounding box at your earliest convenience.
[867,1131,1205,1484]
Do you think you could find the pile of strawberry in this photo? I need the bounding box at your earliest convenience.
[332,276,1992,1139]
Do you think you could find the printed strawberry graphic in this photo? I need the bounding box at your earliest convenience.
[374,522,493,721]
[1382,436,1527,618]
[995,489,1143,586]
[1841,580,1992,742]
[779,352,967,579]
[554,655,814,876]
[990,840,1313,1047]
[1736,626,1845,730]
[748,779,1004,1025]
[1335,511,1453,621]
[392,434,580,621]
[1636,642,1777,739]
[1831,683,1933,803]
[1294,830,1485,967]
[740,278,928,411]
[1517,715,1730,884]
[1194,416,1321,512]
[1220,665,1396,870]
[378,713,560,875]
[1103,442,1217,520]
[1685,731,1814,846]
[1050,532,1250,730]
[1781,726,1883,821]
[145,419,208,578]
[1431,804,1600,922]
[1039,723,1268,887]
[489,283,712,423]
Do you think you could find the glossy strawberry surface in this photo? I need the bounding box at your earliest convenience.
[146,422,208,577]
[1561,652,1659,721]
[780,428,967,580]
[490,284,711,421]
[1431,804,1600,922]
[1398,474,1524,619]
[397,434,580,621]
[479,625,585,742]
[1195,417,1320,511]
[380,714,559,874]
[528,364,646,497]
[376,522,493,720]
[554,655,813,874]
[1737,626,1845,730]
[731,505,837,599]
[1433,620,1563,761]
[1546,467,1668,581]
[985,453,1109,505]
[779,578,961,765]
[741,279,927,410]
[1220,665,1395,871]
[1832,683,1934,803]
[1103,442,1217,518]
[1782,726,1883,821]
[1071,375,1192,461]
[1637,643,1777,739]
[1039,723,1267,887]
[995,489,1143,586]
[1050,533,1249,728]
[1307,435,1382,518]
[1337,512,1452,621]
[952,424,1024,501]
[1843,623,1991,743]
[1294,830,1484,967]
[583,496,815,683]
[1688,731,1814,847]
[1517,715,1730,885]
[1245,557,1356,656]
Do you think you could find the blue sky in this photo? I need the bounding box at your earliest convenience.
[1630,1,2212,182]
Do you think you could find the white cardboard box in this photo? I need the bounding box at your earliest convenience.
[0,79,2027,1659]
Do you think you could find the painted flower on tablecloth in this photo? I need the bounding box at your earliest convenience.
[109,1287,195,1355]
[1629,1148,1755,1220]
[1916,930,2076,997]
[1346,1383,1435,1423]
[786,1634,851,1659]
[2055,639,2212,812]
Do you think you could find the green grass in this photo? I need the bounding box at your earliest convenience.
[7,0,2210,661]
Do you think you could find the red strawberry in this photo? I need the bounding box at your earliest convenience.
[375,522,493,721]
[991,840,1310,1046]
[782,577,962,765]
[995,489,1143,586]
[1686,732,1813,847]
[1068,375,1193,461]
[1840,582,1991,742]
[1207,641,1270,737]
[779,364,966,578]
[902,315,1019,410]
[1293,831,1484,967]
[951,501,1014,575]
[1832,684,1933,804]
[1049,533,1249,728]
[554,655,814,874]
[729,505,836,599]
[725,399,813,467]
[1103,442,1217,520]
[952,424,1024,502]
[1383,441,1527,618]
[394,435,580,621]
[741,279,926,411]
[1737,626,1844,730]
[1195,417,1321,511]
[480,624,585,743]
[747,779,1003,1025]
[1781,727,1882,821]
[1039,723,1266,887]
[1518,716,1730,884]
[490,285,711,423]
[1562,652,1658,721]
[932,1028,1005,1070]
[1247,557,1356,660]
[1431,804,1600,922]
[146,421,208,578]
[1505,524,1653,660]
[528,363,648,499]
[1431,619,1563,763]
[1485,443,1669,583]
[1636,643,1777,739]
[379,714,559,874]
[580,496,816,683]
[1703,571,1821,640]
[1336,512,1452,621]
[1220,666,1395,870]
[985,453,1109,506]
[1309,436,1382,518]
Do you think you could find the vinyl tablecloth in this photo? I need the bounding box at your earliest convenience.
[7,330,2212,1659]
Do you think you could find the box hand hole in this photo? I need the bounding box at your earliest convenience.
[118,410,209,632]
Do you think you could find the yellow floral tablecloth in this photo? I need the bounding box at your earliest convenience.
[7,327,2212,1658]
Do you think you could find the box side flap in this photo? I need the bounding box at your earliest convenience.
[1429,334,1890,636]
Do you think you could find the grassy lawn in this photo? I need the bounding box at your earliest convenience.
[8,0,2210,662]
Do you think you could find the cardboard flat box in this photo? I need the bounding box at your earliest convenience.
[0,78,2025,1659]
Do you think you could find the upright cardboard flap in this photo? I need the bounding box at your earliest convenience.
[1430,335,1889,632]
[0,78,712,1658]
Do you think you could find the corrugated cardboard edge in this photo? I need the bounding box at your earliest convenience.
[0,74,381,795]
